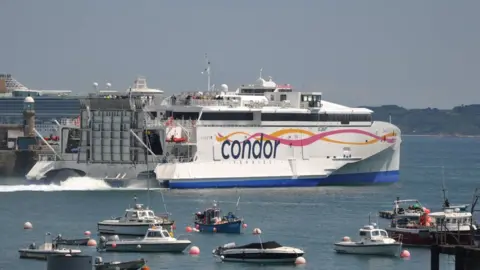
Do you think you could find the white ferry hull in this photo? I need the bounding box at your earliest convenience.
[155,122,401,189]
[159,135,400,189]
[25,160,156,188]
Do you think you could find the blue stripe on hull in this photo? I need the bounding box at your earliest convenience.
[167,170,399,189]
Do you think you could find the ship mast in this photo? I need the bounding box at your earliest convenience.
[202,53,211,92]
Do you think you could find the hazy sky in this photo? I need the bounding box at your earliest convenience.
[1,0,479,108]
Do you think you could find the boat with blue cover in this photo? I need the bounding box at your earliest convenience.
[194,200,245,233]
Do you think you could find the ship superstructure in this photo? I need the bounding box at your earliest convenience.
[0,74,81,136]
[26,73,401,189]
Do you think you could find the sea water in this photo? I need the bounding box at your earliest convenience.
[1,136,479,270]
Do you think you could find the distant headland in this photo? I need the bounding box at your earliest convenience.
[365,104,480,136]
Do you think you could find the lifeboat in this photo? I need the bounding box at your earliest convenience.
[166,137,187,143]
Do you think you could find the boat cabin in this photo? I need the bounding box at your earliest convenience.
[359,225,390,240]
[428,209,474,230]
[144,227,173,239]
[123,204,157,221]
[393,198,424,216]
[195,208,221,225]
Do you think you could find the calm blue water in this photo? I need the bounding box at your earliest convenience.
[1,136,480,270]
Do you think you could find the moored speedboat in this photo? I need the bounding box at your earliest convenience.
[334,224,402,256]
[19,232,82,260]
[97,196,174,236]
[97,226,191,253]
[213,228,304,263]
[194,199,245,233]
[53,234,90,246]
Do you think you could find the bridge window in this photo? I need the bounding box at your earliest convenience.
[260,113,371,122]
[201,112,254,121]
[165,111,199,120]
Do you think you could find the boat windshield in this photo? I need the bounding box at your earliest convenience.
[147,211,154,217]
[162,231,170,238]
[147,231,164,238]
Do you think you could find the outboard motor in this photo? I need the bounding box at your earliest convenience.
[94,257,103,264]
[108,235,120,241]
[99,236,107,243]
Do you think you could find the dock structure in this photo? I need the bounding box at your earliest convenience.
[431,245,480,270]
[431,188,480,270]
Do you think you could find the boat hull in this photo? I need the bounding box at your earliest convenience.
[165,170,399,189]
[386,228,433,246]
[18,249,82,260]
[431,231,474,246]
[54,238,90,246]
[98,223,152,236]
[218,251,304,263]
[94,259,146,270]
[334,242,401,256]
[386,227,474,246]
[98,222,174,236]
[101,242,190,253]
[195,220,242,233]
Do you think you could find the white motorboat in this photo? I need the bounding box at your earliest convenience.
[334,224,402,257]
[212,228,304,263]
[98,196,174,236]
[97,226,191,253]
[19,233,82,260]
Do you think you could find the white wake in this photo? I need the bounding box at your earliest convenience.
[0,176,115,192]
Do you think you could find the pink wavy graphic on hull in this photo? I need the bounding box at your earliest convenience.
[217,129,396,147]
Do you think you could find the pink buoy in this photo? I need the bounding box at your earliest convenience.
[111,242,117,248]
[87,239,97,247]
[186,226,193,233]
[189,246,200,255]
[242,223,248,229]
[400,249,410,258]
[253,228,262,235]
[84,231,91,236]
[342,236,351,242]
[195,224,200,230]
[23,222,33,230]
[295,256,306,265]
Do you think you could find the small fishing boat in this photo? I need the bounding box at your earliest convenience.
[334,223,402,256]
[19,232,82,260]
[97,226,191,253]
[194,199,244,233]
[98,195,174,236]
[53,234,90,246]
[94,257,147,270]
[378,197,427,220]
[213,228,304,263]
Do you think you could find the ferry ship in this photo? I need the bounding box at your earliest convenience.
[26,73,401,189]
